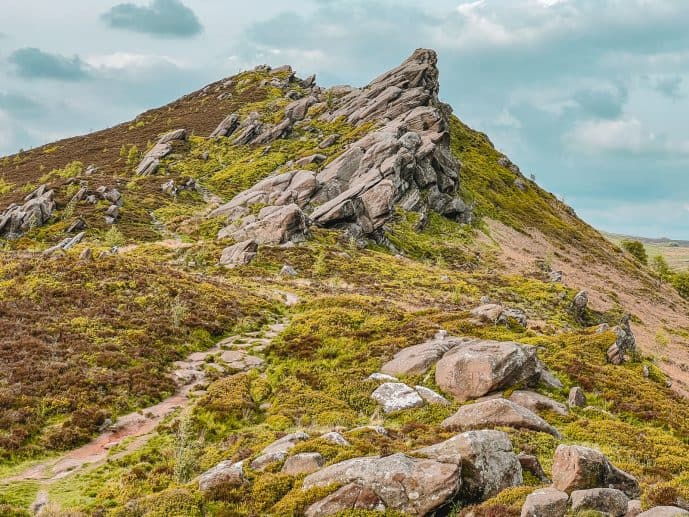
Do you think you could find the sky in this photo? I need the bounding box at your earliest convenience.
[1,0,688,238]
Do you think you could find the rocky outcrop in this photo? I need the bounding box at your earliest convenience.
[135,129,187,175]
[302,453,461,515]
[0,185,55,238]
[570,488,629,516]
[210,113,240,138]
[441,398,561,438]
[520,487,569,517]
[219,240,258,268]
[217,204,307,245]
[435,340,542,402]
[608,314,636,365]
[572,290,588,322]
[638,507,689,516]
[415,430,522,502]
[551,444,640,498]
[281,452,324,475]
[209,49,471,263]
[568,386,587,407]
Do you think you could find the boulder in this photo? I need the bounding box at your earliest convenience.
[520,487,569,517]
[370,382,425,413]
[305,483,385,516]
[509,390,568,416]
[198,460,244,494]
[441,399,561,438]
[627,499,643,517]
[219,240,258,268]
[250,432,310,471]
[609,314,636,365]
[320,432,350,447]
[435,340,541,402]
[415,430,522,502]
[367,372,398,382]
[570,488,629,516]
[0,188,55,238]
[302,452,461,515]
[210,113,240,138]
[568,386,587,407]
[281,452,324,475]
[572,290,588,321]
[471,303,504,323]
[638,507,689,517]
[551,444,640,498]
[380,332,467,376]
[414,385,451,406]
[218,204,308,245]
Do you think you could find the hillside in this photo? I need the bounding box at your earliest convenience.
[604,232,689,271]
[1,49,689,516]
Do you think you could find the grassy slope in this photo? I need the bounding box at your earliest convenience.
[604,232,689,271]
[1,72,688,515]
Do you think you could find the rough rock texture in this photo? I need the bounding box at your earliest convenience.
[0,186,55,238]
[608,314,637,365]
[320,432,350,447]
[570,488,630,516]
[637,507,689,516]
[568,386,587,407]
[219,239,258,268]
[198,460,244,494]
[518,453,550,483]
[470,304,504,324]
[281,452,324,475]
[509,390,569,416]
[302,453,461,514]
[520,487,569,517]
[380,331,469,376]
[250,432,309,471]
[551,444,640,498]
[217,203,308,244]
[441,398,561,438]
[435,340,541,402]
[220,350,264,371]
[627,500,643,517]
[305,483,385,516]
[370,382,425,413]
[572,290,589,321]
[415,430,522,502]
[209,49,470,262]
[210,113,240,138]
[414,385,450,405]
[136,129,187,175]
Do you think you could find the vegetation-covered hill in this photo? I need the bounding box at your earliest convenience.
[1,49,689,516]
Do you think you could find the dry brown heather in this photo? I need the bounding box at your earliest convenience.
[0,57,688,516]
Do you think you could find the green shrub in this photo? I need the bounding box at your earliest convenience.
[621,239,648,265]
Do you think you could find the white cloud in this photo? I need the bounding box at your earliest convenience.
[85,52,184,70]
[567,117,656,153]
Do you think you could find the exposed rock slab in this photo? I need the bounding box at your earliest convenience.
[250,431,310,471]
[305,483,385,516]
[198,460,244,494]
[441,398,561,438]
[520,487,568,517]
[219,239,258,268]
[570,488,629,516]
[638,507,689,516]
[509,390,568,416]
[370,382,424,413]
[380,332,470,376]
[281,452,324,475]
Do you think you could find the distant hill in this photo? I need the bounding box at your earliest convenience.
[604,232,689,270]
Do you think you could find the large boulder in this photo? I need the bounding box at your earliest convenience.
[415,430,522,502]
[198,460,244,494]
[509,390,568,416]
[435,340,541,402]
[218,204,307,245]
[570,488,629,516]
[380,331,468,376]
[551,444,640,498]
[520,487,569,517]
[441,399,561,438]
[0,187,55,238]
[219,239,258,267]
[281,452,324,475]
[370,382,424,413]
[302,453,461,515]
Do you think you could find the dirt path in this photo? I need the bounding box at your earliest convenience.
[0,309,296,512]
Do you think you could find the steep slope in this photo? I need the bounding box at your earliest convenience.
[1,50,689,516]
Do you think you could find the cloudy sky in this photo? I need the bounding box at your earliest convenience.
[1,0,688,238]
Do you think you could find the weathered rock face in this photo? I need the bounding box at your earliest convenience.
[441,398,561,438]
[435,340,541,402]
[198,460,244,495]
[380,331,470,376]
[250,431,309,471]
[415,430,522,502]
[209,49,470,261]
[281,452,324,475]
[0,185,55,238]
[302,453,461,515]
[217,203,308,245]
[135,129,187,175]
[370,382,424,413]
[570,487,629,516]
[551,444,640,498]
[305,483,385,516]
[520,487,569,517]
[608,314,637,365]
[219,239,258,268]
[568,386,587,408]
[638,507,689,516]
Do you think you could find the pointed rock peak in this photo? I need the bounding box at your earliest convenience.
[368,48,440,96]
